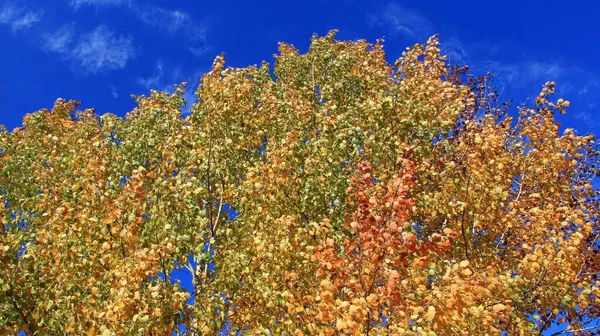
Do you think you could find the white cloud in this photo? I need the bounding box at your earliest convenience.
[368,2,433,40]
[9,11,41,31]
[135,6,211,56]
[0,3,43,32]
[43,25,135,74]
[474,59,600,130]
[473,60,573,96]
[189,43,212,57]
[574,109,594,123]
[369,3,468,66]
[137,60,165,89]
[71,25,134,74]
[527,61,565,80]
[573,80,600,129]
[64,1,211,57]
[110,84,119,98]
[68,0,130,9]
[42,24,75,53]
[578,79,600,97]
[137,7,190,34]
[441,37,469,65]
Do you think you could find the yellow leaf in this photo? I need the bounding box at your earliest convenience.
[425,306,436,322]
[492,304,505,313]
[336,319,346,330]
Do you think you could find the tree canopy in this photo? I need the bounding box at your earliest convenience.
[1,31,599,335]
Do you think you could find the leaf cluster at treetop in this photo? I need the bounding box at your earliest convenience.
[0,31,598,335]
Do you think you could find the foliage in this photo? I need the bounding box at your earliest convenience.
[0,31,598,335]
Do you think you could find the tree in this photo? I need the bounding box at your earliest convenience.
[0,31,598,335]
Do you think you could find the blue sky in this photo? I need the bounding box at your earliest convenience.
[0,0,598,136]
[1,0,599,334]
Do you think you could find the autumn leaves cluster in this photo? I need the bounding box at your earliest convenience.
[1,31,598,335]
